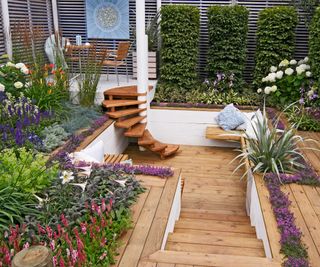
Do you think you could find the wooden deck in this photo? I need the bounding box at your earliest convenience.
[254,130,320,266]
[120,145,280,267]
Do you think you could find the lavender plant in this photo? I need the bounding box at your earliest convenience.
[0,92,51,150]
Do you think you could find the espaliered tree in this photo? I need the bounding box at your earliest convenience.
[160,5,200,91]
[309,7,320,84]
[253,6,298,86]
[207,5,249,90]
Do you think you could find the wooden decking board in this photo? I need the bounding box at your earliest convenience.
[124,123,146,137]
[165,242,265,257]
[147,251,281,267]
[173,228,255,238]
[107,108,147,119]
[102,99,146,108]
[281,185,320,266]
[254,174,282,261]
[118,186,163,267]
[115,115,146,128]
[141,170,182,258]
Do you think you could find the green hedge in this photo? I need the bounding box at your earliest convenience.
[160,5,200,90]
[207,5,249,89]
[253,6,298,86]
[309,7,320,84]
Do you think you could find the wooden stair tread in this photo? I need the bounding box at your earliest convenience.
[102,99,146,108]
[104,154,129,164]
[147,250,281,267]
[161,144,180,157]
[115,116,146,129]
[107,108,146,119]
[124,123,146,137]
[165,242,265,257]
[138,130,156,146]
[104,85,153,97]
[149,141,167,152]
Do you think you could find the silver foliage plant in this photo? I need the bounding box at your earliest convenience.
[234,105,318,180]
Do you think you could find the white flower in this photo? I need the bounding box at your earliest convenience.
[262,77,268,83]
[285,68,294,76]
[276,70,283,79]
[279,59,289,67]
[6,62,15,67]
[303,56,309,63]
[13,81,23,89]
[267,73,277,82]
[33,194,49,208]
[0,83,5,92]
[271,85,277,92]
[290,59,297,65]
[305,64,311,70]
[264,86,272,95]
[60,171,74,184]
[306,71,312,77]
[296,66,305,75]
[21,67,29,75]
[270,66,277,73]
[307,90,314,97]
[298,59,304,65]
[15,63,26,69]
[114,179,127,187]
[257,88,262,93]
[70,182,87,192]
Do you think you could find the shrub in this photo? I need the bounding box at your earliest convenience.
[207,5,249,89]
[41,123,70,152]
[309,7,320,84]
[259,57,313,106]
[160,5,200,90]
[253,6,298,86]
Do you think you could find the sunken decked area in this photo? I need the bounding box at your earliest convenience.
[118,145,280,267]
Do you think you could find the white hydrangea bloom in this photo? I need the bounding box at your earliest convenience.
[307,90,314,97]
[264,86,272,95]
[0,83,5,92]
[306,71,312,77]
[290,59,297,65]
[303,56,309,63]
[296,66,305,75]
[279,59,289,67]
[285,68,294,76]
[270,66,277,73]
[257,88,262,93]
[14,81,23,89]
[267,72,277,82]
[276,70,283,79]
[271,85,277,92]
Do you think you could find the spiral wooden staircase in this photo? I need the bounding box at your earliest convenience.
[102,85,179,159]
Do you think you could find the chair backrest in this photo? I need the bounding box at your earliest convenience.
[116,42,130,61]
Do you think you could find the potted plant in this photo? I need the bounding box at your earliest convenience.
[133,13,159,79]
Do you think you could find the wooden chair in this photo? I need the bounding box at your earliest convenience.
[103,41,130,85]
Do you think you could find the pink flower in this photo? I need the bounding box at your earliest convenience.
[52,256,58,267]
[50,240,55,251]
[23,242,30,249]
[99,252,107,260]
[60,214,69,227]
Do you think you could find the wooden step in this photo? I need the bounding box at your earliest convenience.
[167,232,264,249]
[104,154,129,164]
[174,218,256,234]
[138,130,156,146]
[107,108,146,119]
[161,144,180,158]
[124,123,146,138]
[102,99,146,108]
[180,208,250,223]
[165,241,266,257]
[149,141,167,152]
[148,251,281,267]
[104,85,153,97]
[115,116,146,129]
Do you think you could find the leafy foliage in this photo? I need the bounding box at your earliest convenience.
[236,107,309,178]
[0,148,58,193]
[160,5,200,90]
[41,123,70,152]
[309,7,320,84]
[286,105,320,131]
[291,0,320,26]
[207,5,249,89]
[253,6,298,86]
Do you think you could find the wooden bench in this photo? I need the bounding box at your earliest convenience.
[104,154,129,164]
[206,126,243,142]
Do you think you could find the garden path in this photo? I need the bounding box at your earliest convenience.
[119,145,280,267]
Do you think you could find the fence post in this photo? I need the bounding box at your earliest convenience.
[1,0,12,59]
[12,246,53,267]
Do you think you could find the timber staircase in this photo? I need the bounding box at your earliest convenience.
[102,85,179,159]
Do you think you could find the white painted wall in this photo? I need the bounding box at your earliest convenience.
[148,108,253,147]
[86,122,128,155]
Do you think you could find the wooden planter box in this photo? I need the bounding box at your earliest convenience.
[132,51,157,79]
